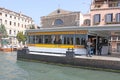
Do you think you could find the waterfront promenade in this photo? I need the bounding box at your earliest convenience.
[30,52,120,61]
[17,49,120,72]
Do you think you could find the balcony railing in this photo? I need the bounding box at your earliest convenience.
[93,22,100,25]
[106,22,120,24]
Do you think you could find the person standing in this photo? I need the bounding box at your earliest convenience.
[86,40,92,57]
[97,43,102,55]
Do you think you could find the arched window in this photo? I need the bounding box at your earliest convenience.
[105,13,113,23]
[54,19,63,25]
[93,14,101,25]
[116,13,120,22]
[84,19,91,26]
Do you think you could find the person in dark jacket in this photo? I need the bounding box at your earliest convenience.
[97,43,102,55]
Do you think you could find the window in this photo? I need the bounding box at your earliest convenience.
[10,21,12,25]
[14,22,16,26]
[84,19,91,26]
[5,14,7,17]
[0,13,2,16]
[76,37,80,45]
[105,13,113,23]
[118,1,120,7]
[112,36,117,40]
[57,9,60,13]
[25,25,26,28]
[18,23,20,27]
[14,30,16,35]
[116,13,120,22]
[14,17,16,19]
[10,15,12,18]
[118,36,120,40]
[9,30,12,34]
[54,19,63,25]
[93,14,101,25]
[5,20,7,24]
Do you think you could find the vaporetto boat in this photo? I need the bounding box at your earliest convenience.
[26,27,88,55]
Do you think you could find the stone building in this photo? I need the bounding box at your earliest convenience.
[41,9,83,28]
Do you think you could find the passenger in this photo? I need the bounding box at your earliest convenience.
[97,43,102,55]
[86,40,92,57]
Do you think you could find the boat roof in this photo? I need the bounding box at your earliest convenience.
[26,25,120,37]
[26,25,120,32]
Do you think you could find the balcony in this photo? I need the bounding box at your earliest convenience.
[93,22,100,25]
[105,22,120,24]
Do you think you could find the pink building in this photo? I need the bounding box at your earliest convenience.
[82,0,120,52]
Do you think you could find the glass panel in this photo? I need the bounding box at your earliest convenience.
[44,35,52,44]
[76,37,80,45]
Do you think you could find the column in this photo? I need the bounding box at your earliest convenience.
[42,35,45,44]
[96,35,98,55]
[34,35,36,44]
[73,34,76,45]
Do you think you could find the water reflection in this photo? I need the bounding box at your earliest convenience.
[0,52,120,80]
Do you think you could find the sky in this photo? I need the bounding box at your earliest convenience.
[0,0,91,26]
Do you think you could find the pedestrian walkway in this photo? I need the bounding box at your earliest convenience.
[30,52,120,61]
[75,55,120,61]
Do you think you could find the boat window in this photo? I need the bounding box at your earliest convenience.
[45,35,52,44]
[76,37,80,45]
[29,36,35,44]
[53,35,62,44]
[70,37,73,45]
[36,35,43,44]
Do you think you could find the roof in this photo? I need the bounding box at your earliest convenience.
[26,25,120,37]
[26,25,120,32]
[47,9,72,16]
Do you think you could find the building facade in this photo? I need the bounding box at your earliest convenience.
[90,0,120,52]
[40,0,120,53]
[41,9,84,28]
[0,7,34,45]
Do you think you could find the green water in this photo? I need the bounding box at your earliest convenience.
[0,52,120,80]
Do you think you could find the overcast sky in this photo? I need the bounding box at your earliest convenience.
[0,0,91,26]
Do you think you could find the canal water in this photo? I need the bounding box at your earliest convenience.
[0,52,120,80]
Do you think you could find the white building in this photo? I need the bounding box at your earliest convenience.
[0,7,34,45]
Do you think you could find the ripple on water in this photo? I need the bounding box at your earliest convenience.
[0,52,120,80]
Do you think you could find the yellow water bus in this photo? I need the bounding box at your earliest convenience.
[26,26,89,55]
